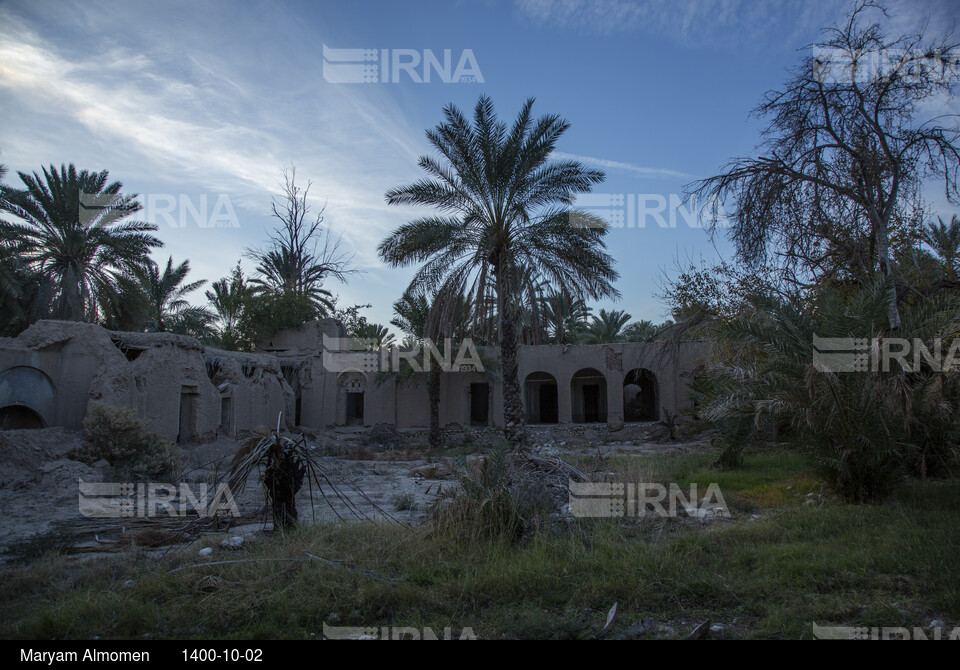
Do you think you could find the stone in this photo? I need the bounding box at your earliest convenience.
[198,547,213,557]
[621,618,656,639]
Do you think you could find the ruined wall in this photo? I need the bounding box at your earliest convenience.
[0,321,295,443]
[0,320,711,438]
[204,348,295,436]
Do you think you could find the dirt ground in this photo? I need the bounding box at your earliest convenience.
[0,423,711,562]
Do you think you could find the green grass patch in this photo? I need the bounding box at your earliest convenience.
[2,452,957,640]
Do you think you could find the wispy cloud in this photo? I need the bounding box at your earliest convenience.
[0,3,429,276]
[514,0,957,48]
[513,0,834,46]
[551,151,692,179]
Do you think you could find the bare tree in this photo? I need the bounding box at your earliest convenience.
[690,1,960,329]
[247,167,357,314]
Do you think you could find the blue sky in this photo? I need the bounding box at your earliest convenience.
[0,0,956,331]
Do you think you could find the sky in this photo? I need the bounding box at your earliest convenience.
[0,0,957,332]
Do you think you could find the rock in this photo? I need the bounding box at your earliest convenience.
[220,536,243,549]
[408,463,454,480]
[121,579,136,589]
[198,547,213,557]
[92,459,111,469]
[621,618,656,639]
[930,619,945,628]
[709,624,725,634]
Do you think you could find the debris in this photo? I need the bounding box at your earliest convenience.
[597,602,618,639]
[685,619,711,640]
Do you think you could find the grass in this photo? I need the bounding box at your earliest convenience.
[1,450,957,639]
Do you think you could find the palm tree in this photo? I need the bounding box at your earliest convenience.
[246,168,355,318]
[354,322,396,349]
[248,246,336,315]
[579,308,631,344]
[390,289,444,447]
[542,291,591,344]
[921,215,960,279]
[622,319,660,342]
[0,164,40,334]
[379,96,619,446]
[0,164,161,322]
[206,263,250,349]
[138,256,212,336]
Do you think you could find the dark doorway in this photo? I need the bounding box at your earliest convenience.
[582,384,602,423]
[0,405,44,430]
[572,368,607,423]
[524,372,559,424]
[178,388,198,443]
[538,383,559,423]
[470,383,489,425]
[346,392,364,425]
[219,396,232,434]
[624,369,659,421]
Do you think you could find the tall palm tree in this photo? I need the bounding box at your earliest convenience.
[378,96,619,446]
[0,164,161,322]
[578,308,632,344]
[138,256,212,336]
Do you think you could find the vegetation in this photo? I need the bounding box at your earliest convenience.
[4,450,958,639]
[690,1,960,329]
[0,164,162,324]
[664,4,960,501]
[70,403,180,479]
[379,95,619,445]
[137,256,212,336]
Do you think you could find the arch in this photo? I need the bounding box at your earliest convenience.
[571,368,607,423]
[624,368,659,421]
[0,405,45,429]
[524,371,558,424]
[0,366,56,429]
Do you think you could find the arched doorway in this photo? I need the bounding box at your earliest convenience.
[0,405,44,429]
[624,368,658,421]
[571,368,607,423]
[0,366,55,430]
[524,371,558,424]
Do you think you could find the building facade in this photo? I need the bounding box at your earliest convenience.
[0,320,709,439]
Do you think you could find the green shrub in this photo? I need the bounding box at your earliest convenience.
[71,403,180,478]
[432,448,525,543]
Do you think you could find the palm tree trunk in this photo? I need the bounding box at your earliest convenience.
[496,271,526,448]
[428,366,442,449]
